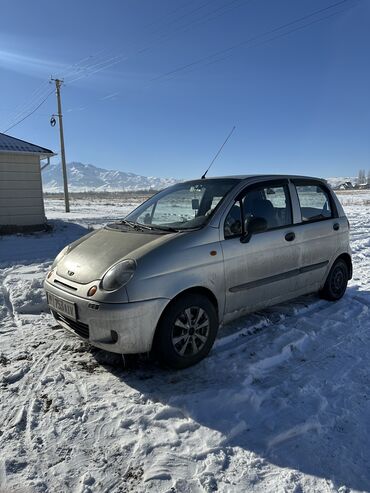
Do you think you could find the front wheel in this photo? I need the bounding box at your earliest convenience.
[153,294,218,369]
[320,258,349,301]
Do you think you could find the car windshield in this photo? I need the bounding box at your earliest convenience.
[123,178,240,231]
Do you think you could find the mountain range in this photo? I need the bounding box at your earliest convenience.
[42,162,178,192]
[42,162,355,192]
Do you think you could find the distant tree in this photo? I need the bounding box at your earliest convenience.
[367,170,370,185]
[358,169,366,185]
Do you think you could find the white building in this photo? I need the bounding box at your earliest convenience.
[0,132,55,233]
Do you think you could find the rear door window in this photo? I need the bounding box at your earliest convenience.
[295,184,333,222]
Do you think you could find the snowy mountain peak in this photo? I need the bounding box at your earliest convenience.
[42,161,178,192]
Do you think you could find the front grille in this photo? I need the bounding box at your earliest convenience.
[54,279,77,291]
[53,311,90,339]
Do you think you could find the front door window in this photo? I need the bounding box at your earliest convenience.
[224,183,292,239]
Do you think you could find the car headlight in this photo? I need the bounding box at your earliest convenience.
[101,259,136,291]
[52,245,71,268]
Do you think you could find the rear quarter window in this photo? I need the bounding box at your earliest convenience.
[295,183,333,222]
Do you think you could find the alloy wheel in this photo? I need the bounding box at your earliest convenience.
[171,306,210,357]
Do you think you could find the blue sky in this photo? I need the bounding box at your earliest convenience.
[0,0,369,179]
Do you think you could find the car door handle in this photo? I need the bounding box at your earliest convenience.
[285,232,295,242]
[333,223,340,231]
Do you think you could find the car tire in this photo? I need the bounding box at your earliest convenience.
[320,258,349,301]
[153,293,218,369]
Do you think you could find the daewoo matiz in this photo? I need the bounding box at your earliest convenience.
[45,175,352,368]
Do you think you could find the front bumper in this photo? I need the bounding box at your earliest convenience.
[44,279,169,354]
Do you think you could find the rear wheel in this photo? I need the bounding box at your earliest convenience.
[320,258,349,301]
[153,294,218,369]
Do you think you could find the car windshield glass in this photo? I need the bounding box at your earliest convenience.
[124,179,240,231]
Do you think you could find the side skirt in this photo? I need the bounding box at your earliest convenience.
[229,261,329,293]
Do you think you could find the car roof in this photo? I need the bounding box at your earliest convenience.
[185,174,327,183]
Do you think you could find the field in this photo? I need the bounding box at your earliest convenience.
[0,191,369,492]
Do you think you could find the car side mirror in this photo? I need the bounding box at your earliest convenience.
[240,217,267,244]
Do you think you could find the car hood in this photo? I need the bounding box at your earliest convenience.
[56,227,169,284]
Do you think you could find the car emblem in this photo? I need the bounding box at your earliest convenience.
[68,270,75,276]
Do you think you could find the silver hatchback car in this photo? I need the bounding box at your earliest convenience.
[45,175,352,368]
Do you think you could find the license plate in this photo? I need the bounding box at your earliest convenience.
[47,292,77,321]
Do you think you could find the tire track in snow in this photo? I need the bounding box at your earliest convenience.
[214,296,329,356]
[219,292,368,387]
[24,343,65,453]
[0,343,64,442]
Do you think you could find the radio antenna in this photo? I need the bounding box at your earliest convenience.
[201,125,236,179]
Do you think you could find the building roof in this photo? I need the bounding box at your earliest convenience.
[0,132,55,157]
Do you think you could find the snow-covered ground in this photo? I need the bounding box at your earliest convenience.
[0,193,369,493]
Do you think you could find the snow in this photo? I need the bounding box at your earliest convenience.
[1,192,370,492]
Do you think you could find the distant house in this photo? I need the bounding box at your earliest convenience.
[337,181,354,190]
[0,133,55,233]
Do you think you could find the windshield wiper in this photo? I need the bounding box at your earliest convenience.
[119,220,169,232]
[117,219,151,231]
[117,220,178,233]
[118,219,137,228]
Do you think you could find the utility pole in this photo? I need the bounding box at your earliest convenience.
[51,77,70,212]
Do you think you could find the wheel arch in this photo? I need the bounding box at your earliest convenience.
[336,252,353,280]
[151,286,220,350]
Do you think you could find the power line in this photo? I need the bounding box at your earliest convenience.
[151,0,355,82]
[0,52,115,131]
[136,0,248,56]
[147,0,230,38]
[4,88,51,127]
[2,89,54,134]
[198,3,356,74]
[1,90,50,131]
[56,50,109,80]
[0,0,246,128]
[56,0,358,114]
[17,0,244,91]
[3,1,224,132]
[5,52,110,127]
[2,0,359,131]
[63,0,202,83]
[63,0,249,85]
[0,81,50,130]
